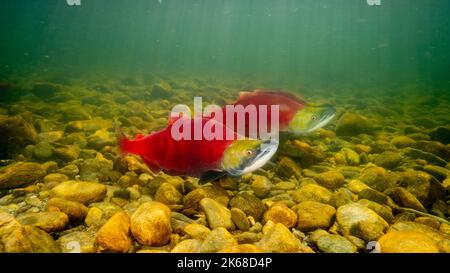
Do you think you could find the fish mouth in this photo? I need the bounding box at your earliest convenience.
[305,105,336,133]
[228,139,279,176]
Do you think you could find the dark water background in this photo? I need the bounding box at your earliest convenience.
[1,0,450,92]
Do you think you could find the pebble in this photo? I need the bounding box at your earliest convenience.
[397,170,445,207]
[358,166,394,192]
[357,188,389,204]
[130,201,172,246]
[293,201,336,232]
[171,239,202,253]
[389,221,450,252]
[51,180,107,205]
[330,188,354,208]
[250,175,273,198]
[230,208,250,231]
[314,170,345,190]
[263,202,298,229]
[32,142,54,161]
[0,162,46,189]
[423,165,450,181]
[341,148,360,166]
[85,207,104,227]
[155,182,183,205]
[390,187,427,212]
[357,199,394,223]
[404,148,447,167]
[391,136,416,148]
[373,151,402,169]
[229,192,265,222]
[346,179,371,194]
[183,185,230,212]
[183,223,211,239]
[57,164,79,179]
[43,173,69,185]
[57,231,95,253]
[335,113,374,136]
[235,232,263,244]
[275,156,302,179]
[255,222,309,253]
[17,211,69,233]
[378,231,439,253]
[0,211,60,252]
[336,203,389,242]
[199,227,237,253]
[46,197,88,222]
[200,198,234,230]
[292,184,332,204]
[53,145,80,162]
[414,217,440,230]
[316,234,357,253]
[95,211,132,253]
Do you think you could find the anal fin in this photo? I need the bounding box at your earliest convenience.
[141,156,161,174]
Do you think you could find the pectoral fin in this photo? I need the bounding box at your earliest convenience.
[199,170,227,184]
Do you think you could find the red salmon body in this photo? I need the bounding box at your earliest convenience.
[216,90,307,136]
[120,118,237,176]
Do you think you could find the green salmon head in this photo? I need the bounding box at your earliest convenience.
[288,104,336,134]
[221,139,278,176]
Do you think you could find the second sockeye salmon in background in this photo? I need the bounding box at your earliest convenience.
[215,90,337,137]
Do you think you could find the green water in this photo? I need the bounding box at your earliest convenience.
[1,0,450,91]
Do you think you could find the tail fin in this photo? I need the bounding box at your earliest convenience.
[114,119,130,155]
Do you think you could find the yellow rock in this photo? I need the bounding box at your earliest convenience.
[95,212,132,253]
[439,223,450,235]
[130,201,172,246]
[220,244,263,253]
[85,207,104,227]
[183,223,211,240]
[379,231,439,253]
[347,179,371,194]
[263,202,298,229]
[292,184,332,204]
[256,222,303,253]
[47,197,88,222]
[171,239,202,253]
[293,201,336,232]
[50,180,106,205]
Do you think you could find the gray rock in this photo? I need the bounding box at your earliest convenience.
[200,198,235,230]
[57,231,95,253]
[316,234,357,253]
[17,211,69,233]
[199,227,237,253]
[336,203,389,242]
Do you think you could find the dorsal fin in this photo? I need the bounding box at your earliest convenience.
[237,91,254,101]
[237,90,308,105]
[253,90,308,105]
[168,111,185,125]
[135,133,144,139]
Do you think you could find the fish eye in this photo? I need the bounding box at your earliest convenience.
[246,150,253,156]
[311,115,317,120]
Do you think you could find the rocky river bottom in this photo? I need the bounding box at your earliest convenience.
[0,77,449,253]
